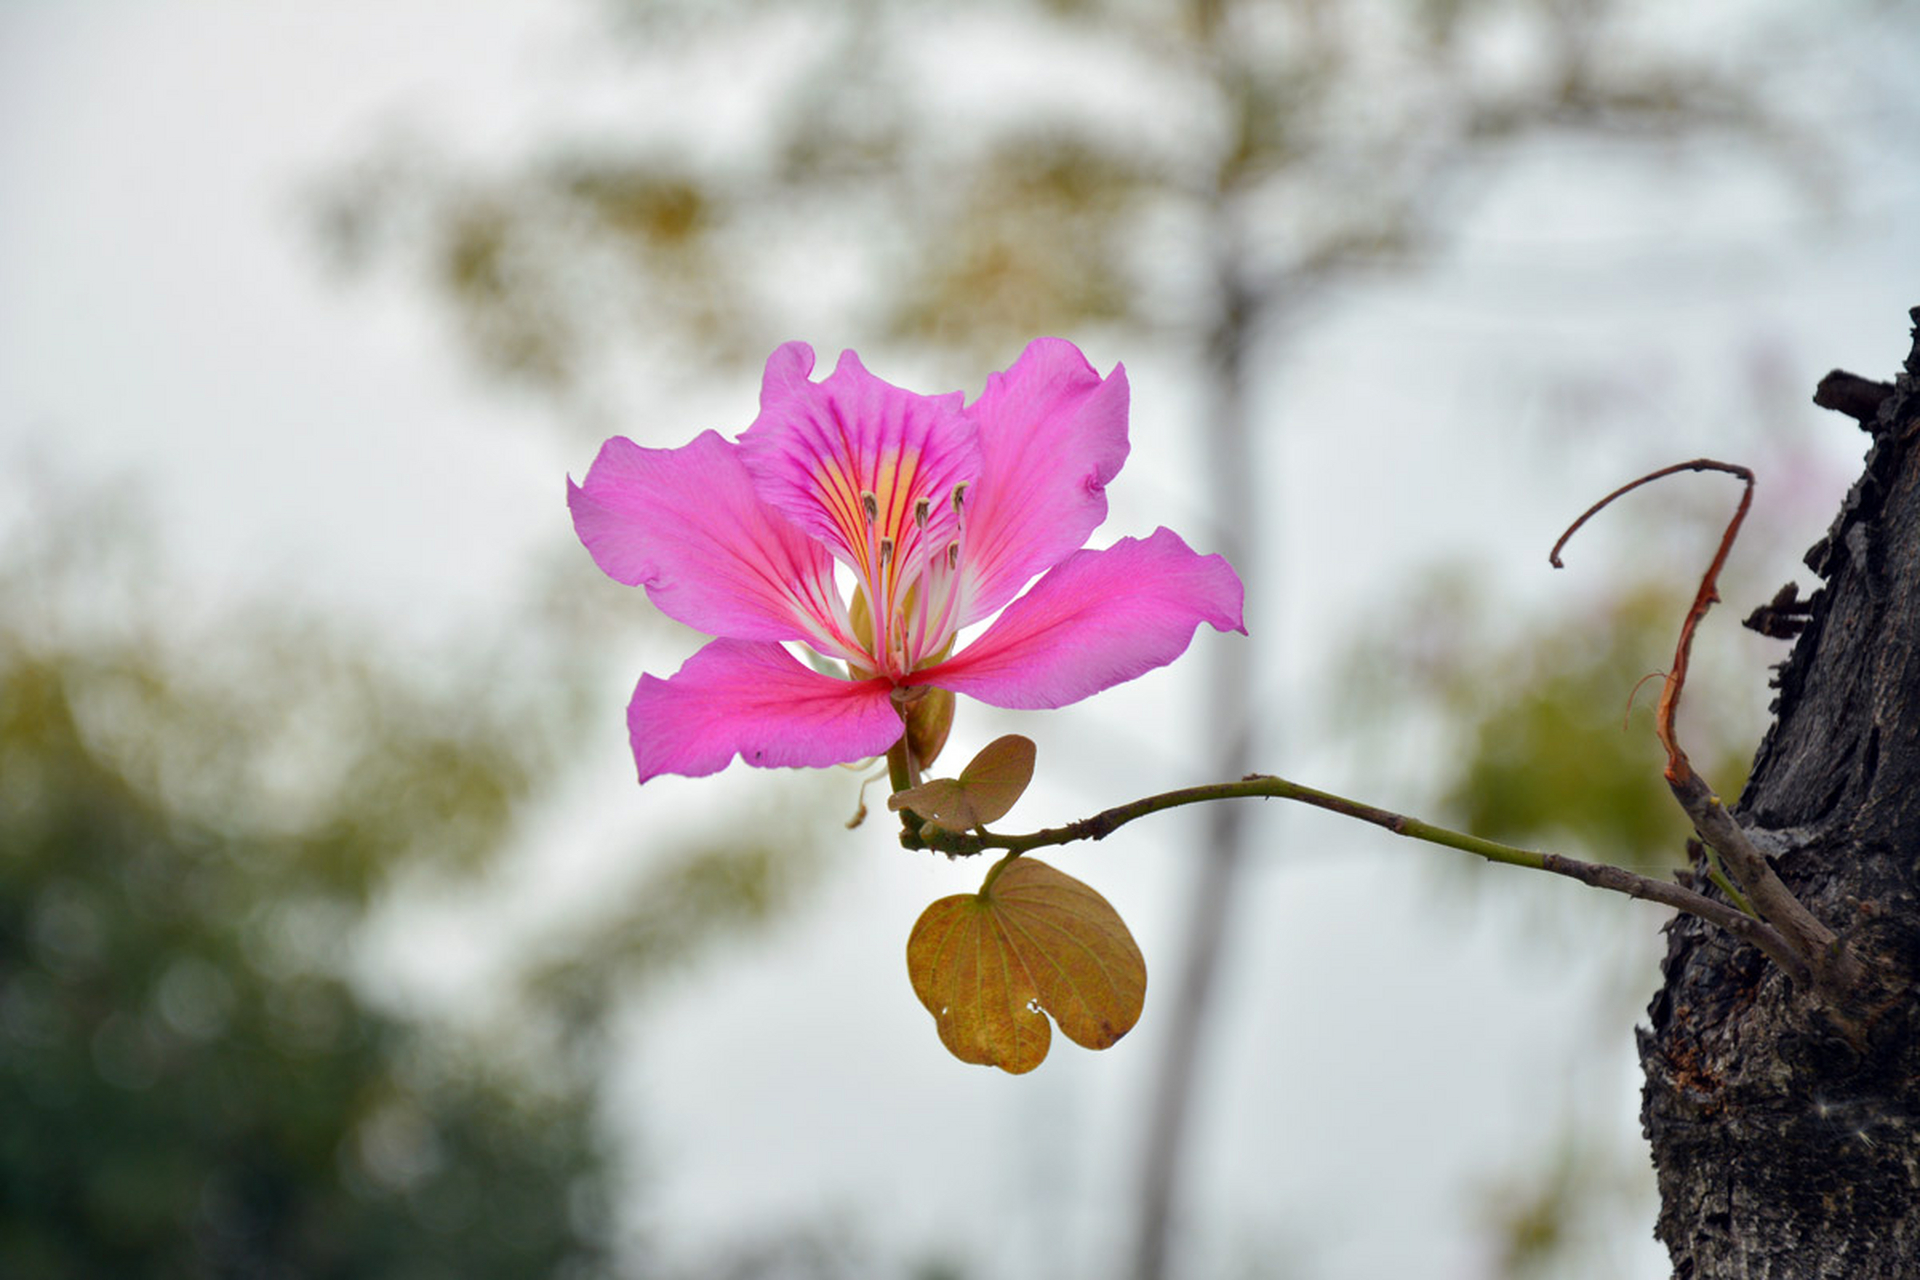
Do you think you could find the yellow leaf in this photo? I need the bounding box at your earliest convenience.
[905,856,1146,1074]
[888,734,1036,828]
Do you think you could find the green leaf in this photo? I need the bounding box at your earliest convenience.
[905,856,1146,1074]
[888,734,1036,829]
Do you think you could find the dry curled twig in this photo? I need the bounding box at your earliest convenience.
[1549,457,1752,785]
[1552,459,1860,1003]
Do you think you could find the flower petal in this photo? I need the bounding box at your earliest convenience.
[958,339,1130,625]
[912,528,1245,709]
[628,639,901,782]
[569,431,853,653]
[740,344,981,595]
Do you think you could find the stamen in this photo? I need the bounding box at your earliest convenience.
[908,575,927,665]
[857,491,886,662]
[937,512,971,650]
[905,537,959,665]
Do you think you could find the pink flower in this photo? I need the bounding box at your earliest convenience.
[569,339,1246,783]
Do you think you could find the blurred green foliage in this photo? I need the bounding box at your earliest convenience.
[0,500,842,1276]
[1475,1123,1655,1280]
[318,0,1791,403]
[1340,572,1764,877]
[0,601,610,1276]
[1337,568,1778,1278]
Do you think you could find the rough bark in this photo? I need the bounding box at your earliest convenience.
[1641,308,1920,1278]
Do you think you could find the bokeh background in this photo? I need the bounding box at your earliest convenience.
[4,2,1918,1277]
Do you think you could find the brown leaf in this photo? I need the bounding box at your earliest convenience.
[906,856,1146,1074]
[888,776,968,827]
[954,734,1036,824]
[888,734,1036,828]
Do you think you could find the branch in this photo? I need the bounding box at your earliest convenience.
[1667,771,1860,997]
[900,773,1812,986]
[1550,458,1863,1002]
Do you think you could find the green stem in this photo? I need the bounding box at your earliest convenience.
[903,771,1812,987]
[1700,849,1756,919]
[886,738,915,794]
[886,738,924,837]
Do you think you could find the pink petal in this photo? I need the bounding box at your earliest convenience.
[739,344,981,589]
[912,528,1245,710]
[569,431,852,652]
[958,338,1130,625]
[628,639,902,782]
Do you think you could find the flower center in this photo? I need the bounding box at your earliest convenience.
[849,481,970,680]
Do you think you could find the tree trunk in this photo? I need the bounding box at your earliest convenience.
[1641,308,1920,1277]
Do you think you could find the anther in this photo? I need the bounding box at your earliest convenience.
[951,483,969,513]
[861,490,879,524]
[914,496,931,529]
[946,541,961,570]
[879,537,895,570]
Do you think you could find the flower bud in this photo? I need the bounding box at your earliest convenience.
[904,685,955,771]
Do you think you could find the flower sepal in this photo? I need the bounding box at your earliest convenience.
[899,685,955,772]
